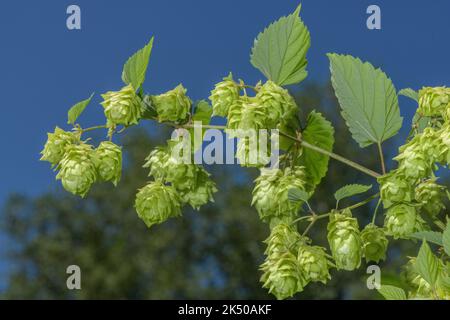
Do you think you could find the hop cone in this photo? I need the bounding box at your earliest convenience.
[238,97,269,131]
[152,84,191,123]
[394,140,432,181]
[418,127,442,163]
[384,204,427,239]
[209,74,240,117]
[134,181,182,228]
[260,224,306,300]
[101,84,143,126]
[226,97,245,131]
[252,166,307,223]
[257,81,297,128]
[378,170,413,208]
[56,143,97,198]
[327,209,362,271]
[235,137,271,168]
[415,179,446,217]
[179,167,217,210]
[438,124,450,165]
[95,141,122,186]
[297,243,332,284]
[360,224,388,263]
[40,127,79,167]
[143,146,170,180]
[418,87,450,117]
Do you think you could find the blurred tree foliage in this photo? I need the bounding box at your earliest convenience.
[1,83,446,299]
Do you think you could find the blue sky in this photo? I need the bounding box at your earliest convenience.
[1,0,450,288]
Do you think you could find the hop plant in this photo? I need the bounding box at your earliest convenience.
[101,84,143,126]
[40,127,79,167]
[394,140,432,181]
[378,170,413,208]
[260,224,306,299]
[209,74,240,117]
[152,84,191,123]
[257,80,297,128]
[384,204,427,239]
[252,166,307,224]
[56,143,98,198]
[95,141,122,186]
[415,179,446,217]
[360,224,388,263]
[134,181,182,228]
[297,243,332,284]
[327,209,362,271]
[418,87,450,117]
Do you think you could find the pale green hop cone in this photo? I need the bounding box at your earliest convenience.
[415,179,446,217]
[297,243,332,284]
[95,141,122,186]
[209,74,240,117]
[134,181,182,228]
[56,143,98,198]
[152,84,191,123]
[360,224,388,263]
[327,209,362,271]
[101,84,143,126]
[418,87,450,117]
[40,127,79,167]
[384,204,427,239]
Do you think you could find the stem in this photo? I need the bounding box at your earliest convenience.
[297,138,381,179]
[302,219,317,236]
[346,193,380,211]
[80,125,108,133]
[182,124,227,130]
[377,143,386,174]
[371,198,382,224]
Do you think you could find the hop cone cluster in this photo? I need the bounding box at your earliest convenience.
[209,74,240,117]
[40,127,79,167]
[95,141,122,186]
[151,84,191,123]
[252,166,307,225]
[56,144,98,198]
[260,224,306,300]
[143,143,217,210]
[101,84,143,126]
[135,181,182,228]
[360,224,388,263]
[327,209,362,271]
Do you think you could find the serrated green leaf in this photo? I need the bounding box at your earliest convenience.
[67,93,94,125]
[334,184,372,202]
[415,240,439,287]
[122,37,154,90]
[377,285,407,300]
[409,231,443,246]
[288,188,310,203]
[328,53,403,148]
[189,100,212,152]
[297,111,334,189]
[250,4,310,86]
[443,223,450,256]
[398,88,418,102]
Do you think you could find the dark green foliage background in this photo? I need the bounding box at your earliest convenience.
[1,84,447,299]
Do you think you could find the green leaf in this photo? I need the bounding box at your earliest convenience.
[122,37,154,90]
[250,4,310,86]
[377,285,407,300]
[443,222,450,256]
[328,53,403,148]
[297,111,335,189]
[412,113,431,134]
[409,231,443,246]
[415,240,440,287]
[288,188,310,203]
[189,100,213,152]
[334,184,372,202]
[67,93,94,125]
[398,88,418,102]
